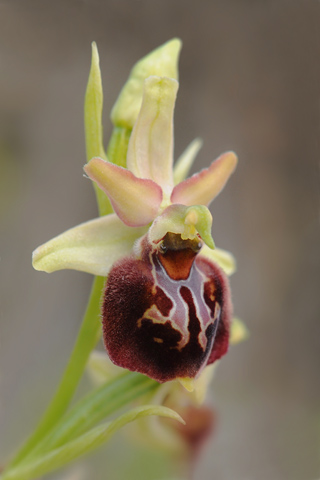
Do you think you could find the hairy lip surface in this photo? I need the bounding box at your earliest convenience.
[102,234,232,383]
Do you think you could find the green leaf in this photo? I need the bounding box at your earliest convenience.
[7,275,105,468]
[22,373,158,461]
[1,406,184,480]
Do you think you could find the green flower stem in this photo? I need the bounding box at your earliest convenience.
[8,275,105,468]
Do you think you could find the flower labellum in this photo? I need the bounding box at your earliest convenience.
[103,219,232,383]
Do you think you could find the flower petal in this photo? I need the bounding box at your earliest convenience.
[173,138,203,185]
[126,76,178,196]
[84,157,162,226]
[199,245,236,276]
[32,214,147,275]
[171,151,238,207]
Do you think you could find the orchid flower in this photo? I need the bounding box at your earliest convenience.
[33,74,237,384]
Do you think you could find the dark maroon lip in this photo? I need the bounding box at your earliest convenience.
[101,233,232,383]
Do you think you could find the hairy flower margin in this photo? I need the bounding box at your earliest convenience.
[32,39,238,386]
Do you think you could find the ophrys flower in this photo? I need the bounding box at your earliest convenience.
[33,74,237,384]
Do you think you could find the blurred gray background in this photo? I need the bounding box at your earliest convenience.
[0,1,319,479]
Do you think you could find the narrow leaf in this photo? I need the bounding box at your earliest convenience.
[7,276,105,468]
[1,406,184,480]
[23,373,158,460]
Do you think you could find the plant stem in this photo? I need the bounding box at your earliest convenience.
[8,275,105,468]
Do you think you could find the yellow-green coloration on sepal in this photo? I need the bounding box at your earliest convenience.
[32,214,147,275]
[111,38,182,129]
[149,204,215,250]
[19,373,159,463]
[0,406,184,480]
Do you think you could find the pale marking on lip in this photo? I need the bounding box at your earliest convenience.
[153,337,164,344]
[136,241,218,351]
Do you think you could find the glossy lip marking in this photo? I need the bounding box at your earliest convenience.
[102,232,232,383]
[136,239,218,352]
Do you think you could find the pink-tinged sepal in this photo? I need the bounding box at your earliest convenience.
[102,232,232,383]
[171,151,238,207]
[84,157,162,226]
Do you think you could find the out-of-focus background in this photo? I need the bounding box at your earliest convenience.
[0,1,319,479]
